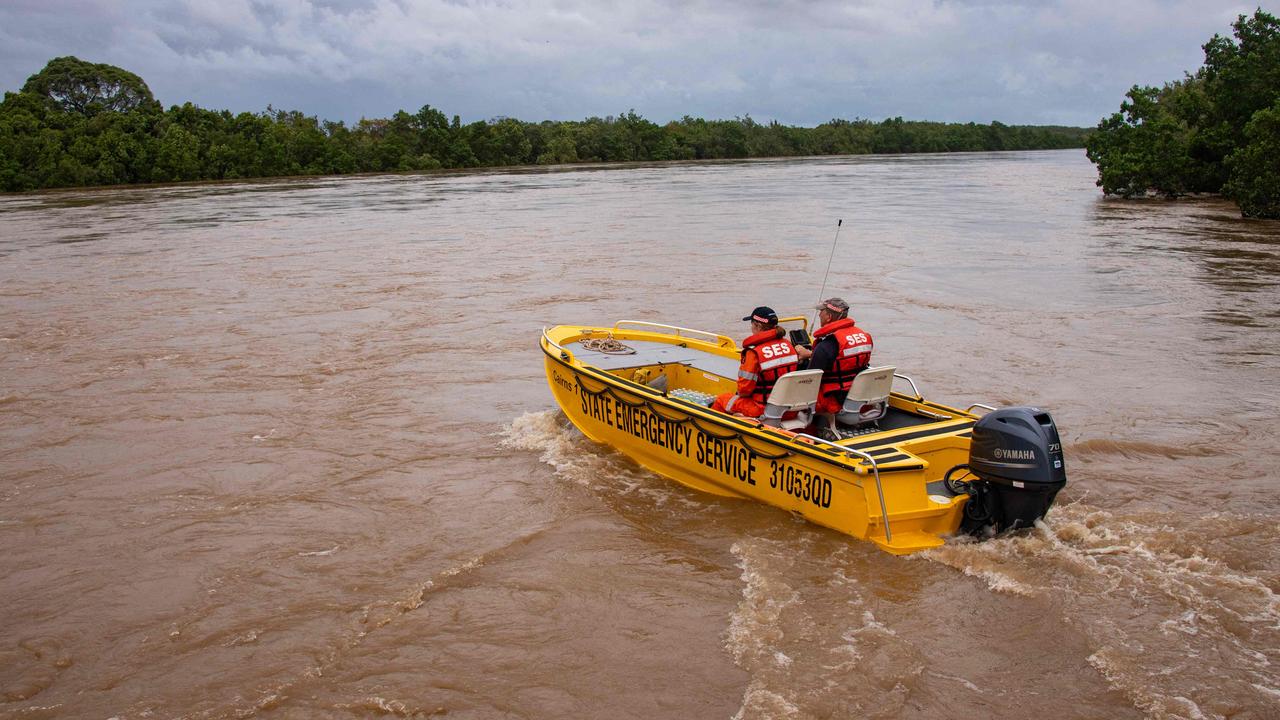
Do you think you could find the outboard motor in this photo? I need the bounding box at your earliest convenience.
[959,407,1066,536]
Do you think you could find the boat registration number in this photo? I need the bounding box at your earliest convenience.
[768,461,833,509]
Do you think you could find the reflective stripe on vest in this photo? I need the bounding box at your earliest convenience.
[740,329,799,404]
[752,345,798,402]
[759,352,799,371]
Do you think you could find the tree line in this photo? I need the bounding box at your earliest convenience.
[1086,10,1280,218]
[0,56,1089,193]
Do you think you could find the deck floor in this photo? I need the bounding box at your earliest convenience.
[567,339,739,378]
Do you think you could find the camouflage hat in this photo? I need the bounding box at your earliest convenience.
[815,297,849,313]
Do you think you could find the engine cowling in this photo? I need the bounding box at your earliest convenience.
[960,406,1066,535]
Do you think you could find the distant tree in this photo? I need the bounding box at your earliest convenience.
[1,55,1092,193]
[22,56,159,116]
[537,129,578,165]
[1086,82,1208,197]
[1224,98,1280,218]
[1087,10,1280,216]
[488,118,533,165]
[1203,10,1280,142]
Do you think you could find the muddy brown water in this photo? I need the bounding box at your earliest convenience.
[1,151,1278,719]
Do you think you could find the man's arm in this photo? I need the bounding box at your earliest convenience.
[806,336,836,373]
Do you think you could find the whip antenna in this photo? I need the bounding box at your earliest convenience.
[812,219,843,328]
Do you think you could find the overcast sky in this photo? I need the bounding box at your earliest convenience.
[1,1,1272,127]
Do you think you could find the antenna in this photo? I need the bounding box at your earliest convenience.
[811,219,843,328]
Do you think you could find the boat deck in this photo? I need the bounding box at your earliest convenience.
[566,337,967,448]
[566,339,740,378]
[566,333,976,475]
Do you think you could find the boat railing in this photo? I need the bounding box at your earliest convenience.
[893,372,923,401]
[541,326,574,361]
[966,402,998,415]
[797,434,892,544]
[776,315,810,332]
[613,320,736,348]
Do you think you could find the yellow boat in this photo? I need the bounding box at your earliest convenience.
[541,319,1067,555]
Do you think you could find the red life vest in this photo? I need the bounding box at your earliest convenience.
[741,328,799,403]
[813,317,873,399]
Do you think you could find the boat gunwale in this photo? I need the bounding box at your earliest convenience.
[543,323,975,419]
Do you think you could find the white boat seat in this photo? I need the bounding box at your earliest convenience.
[761,369,824,430]
[834,365,896,428]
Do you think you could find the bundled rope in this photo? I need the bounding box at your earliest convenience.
[581,334,636,354]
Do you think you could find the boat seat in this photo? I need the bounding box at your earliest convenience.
[761,369,824,430]
[833,365,896,428]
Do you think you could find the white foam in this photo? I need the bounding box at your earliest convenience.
[224,629,260,647]
[297,545,339,557]
[932,671,983,693]
[731,680,801,720]
[502,410,610,482]
[1251,683,1280,701]
[501,411,697,514]
[1159,610,1200,636]
[725,540,802,666]
[921,543,1038,597]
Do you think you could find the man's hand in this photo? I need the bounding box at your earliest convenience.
[795,344,813,360]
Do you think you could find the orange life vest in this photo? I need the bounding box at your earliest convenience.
[741,328,799,403]
[812,317,873,399]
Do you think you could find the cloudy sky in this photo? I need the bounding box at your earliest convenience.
[0,0,1271,127]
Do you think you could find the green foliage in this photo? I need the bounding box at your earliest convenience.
[1224,98,1280,218]
[1203,11,1280,142]
[1088,10,1280,217]
[22,56,159,116]
[1086,81,1220,197]
[1,58,1090,194]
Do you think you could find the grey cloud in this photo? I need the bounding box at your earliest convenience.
[0,0,1270,127]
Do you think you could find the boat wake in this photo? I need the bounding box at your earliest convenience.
[726,537,925,720]
[502,413,1279,718]
[925,502,1280,719]
[502,409,710,511]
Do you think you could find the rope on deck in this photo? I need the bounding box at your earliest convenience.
[581,335,636,354]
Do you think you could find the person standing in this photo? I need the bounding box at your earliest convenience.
[795,297,873,415]
[712,306,800,417]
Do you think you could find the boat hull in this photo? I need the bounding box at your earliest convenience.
[542,332,971,554]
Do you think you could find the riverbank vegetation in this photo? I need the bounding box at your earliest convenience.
[1086,10,1280,219]
[0,57,1088,193]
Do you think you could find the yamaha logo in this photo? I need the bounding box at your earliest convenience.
[994,448,1035,461]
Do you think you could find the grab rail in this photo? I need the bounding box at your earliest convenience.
[796,434,892,544]
[777,315,810,332]
[966,402,998,415]
[893,373,922,401]
[541,327,574,361]
[613,320,735,348]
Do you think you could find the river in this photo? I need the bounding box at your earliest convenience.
[1,150,1277,719]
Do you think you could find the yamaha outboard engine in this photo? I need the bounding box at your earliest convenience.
[959,407,1066,536]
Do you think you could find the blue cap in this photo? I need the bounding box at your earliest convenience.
[742,306,778,324]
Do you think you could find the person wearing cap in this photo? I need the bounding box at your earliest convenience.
[712,306,800,417]
[796,297,874,416]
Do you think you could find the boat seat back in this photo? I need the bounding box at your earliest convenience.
[836,365,896,427]
[762,369,824,430]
